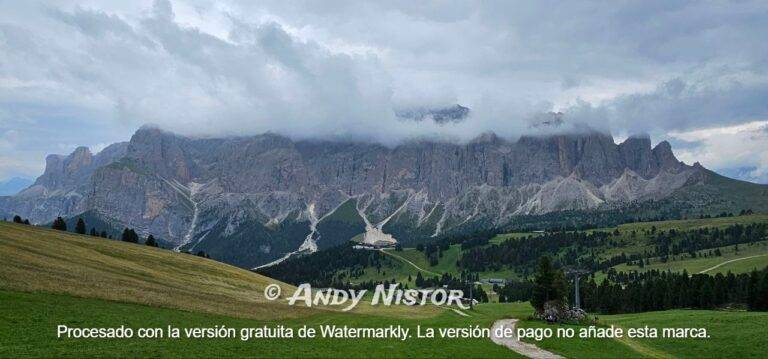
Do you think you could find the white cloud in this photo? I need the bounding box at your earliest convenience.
[0,0,768,183]
[670,121,768,183]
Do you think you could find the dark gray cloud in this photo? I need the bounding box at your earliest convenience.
[0,0,767,182]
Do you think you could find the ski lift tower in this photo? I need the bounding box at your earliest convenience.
[564,268,591,310]
[464,279,482,310]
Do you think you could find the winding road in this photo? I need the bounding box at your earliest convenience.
[490,319,564,359]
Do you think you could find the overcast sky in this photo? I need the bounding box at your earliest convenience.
[1,0,767,184]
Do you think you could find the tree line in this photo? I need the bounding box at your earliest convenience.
[413,271,489,303]
[495,279,534,303]
[458,230,613,272]
[576,267,768,313]
[414,229,500,266]
[502,255,768,314]
[10,215,31,225]
[7,214,167,249]
[457,221,768,277]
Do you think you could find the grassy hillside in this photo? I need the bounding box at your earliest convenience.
[598,214,768,277]
[4,289,768,358]
[3,220,768,357]
[307,214,768,293]
[671,169,768,216]
[517,309,768,358]
[601,309,768,358]
[0,290,521,358]
[315,199,367,250]
[0,221,434,320]
[611,241,768,276]
[610,213,768,233]
[0,221,312,320]
[0,222,518,357]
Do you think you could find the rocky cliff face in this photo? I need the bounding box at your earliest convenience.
[0,127,709,268]
[0,142,128,223]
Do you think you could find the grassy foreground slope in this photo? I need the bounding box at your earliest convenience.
[515,309,768,359]
[0,290,522,358]
[601,310,768,359]
[0,222,520,357]
[0,221,437,320]
[0,221,315,320]
[6,287,767,358]
[4,221,768,358]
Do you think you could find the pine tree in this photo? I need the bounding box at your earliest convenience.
[747,270,760,310]
[121,228,139,243]
[13,215,22,224]
[531,256,566,312]
[145,235,158,247]
[90,227,97,236]
[75,218,86,234]
[758,271,768,311]
[51,217,67,231]
[698,280,714,308]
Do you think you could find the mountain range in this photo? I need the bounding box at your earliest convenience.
[2,126,766,268]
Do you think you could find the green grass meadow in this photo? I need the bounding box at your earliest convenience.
[2,220,768,357]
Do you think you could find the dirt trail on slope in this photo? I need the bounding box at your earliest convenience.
[490,319,564,359]
[379,249,441,276]
[698,253,768,274]
[379,249,473,317]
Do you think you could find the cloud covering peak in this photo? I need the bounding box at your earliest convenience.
[1,0,768,182]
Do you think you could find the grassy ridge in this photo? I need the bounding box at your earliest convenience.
[611,213,768,233]
[0,222,435,320]
[600,214,768,277]
[612,241,768,275]
[0,221,311,320]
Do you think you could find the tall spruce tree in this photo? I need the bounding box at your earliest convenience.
[531,256,567,312]
[75,218,86,234]
[121,228,139,243]
[145,234,158,247]
[51,217,67,231]
[758,272,768,311]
